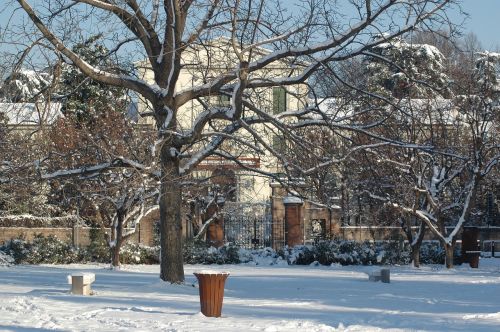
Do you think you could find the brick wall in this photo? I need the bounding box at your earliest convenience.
[0,212,158,247]
[0,227,73,244]
[0,225,153,247]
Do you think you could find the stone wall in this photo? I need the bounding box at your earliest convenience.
[338,226,414,242]
[0,213,157,247]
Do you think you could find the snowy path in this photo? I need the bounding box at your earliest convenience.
[0,260,499,331]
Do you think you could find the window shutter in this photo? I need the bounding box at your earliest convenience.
[272,87,286,114]
[217,94,230,106]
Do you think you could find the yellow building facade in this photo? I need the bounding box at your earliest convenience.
[136,37,308,204]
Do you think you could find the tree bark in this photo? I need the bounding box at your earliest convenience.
[444,242,454,268]
[111,240,121,267]
[159,145,185,283]
[111,211,123,267]
[411,243,421,268]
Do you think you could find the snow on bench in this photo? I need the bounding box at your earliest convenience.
[67,273,95,295]
[368,268,390,283]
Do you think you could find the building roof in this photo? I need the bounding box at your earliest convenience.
[315,97,460,125]
[0,102,63,126]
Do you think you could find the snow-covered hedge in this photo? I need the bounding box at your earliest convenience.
[182,240,451,266]
[120,243,160,264]
[0,250,14,266]
[280,240,458,266]
[0,235,456,266]
[183,239,240,264]
[282,240,411,266]
[0,215,82,227]
[0,234,159,265]
[1,234,81,264]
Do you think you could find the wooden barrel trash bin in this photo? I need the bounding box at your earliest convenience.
[466,251,481,268]
[194,271,230,317]
[461,227,480,264]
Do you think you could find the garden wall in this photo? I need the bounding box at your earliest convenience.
[0,215,156,247]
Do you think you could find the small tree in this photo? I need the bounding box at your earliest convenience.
[46,109,157,267]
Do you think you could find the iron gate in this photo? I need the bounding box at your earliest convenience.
[223,215,285,249]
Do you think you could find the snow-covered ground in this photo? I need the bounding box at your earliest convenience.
[0,260,499,331]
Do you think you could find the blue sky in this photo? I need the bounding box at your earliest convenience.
[453,0,500,50]
[1,1,499,53]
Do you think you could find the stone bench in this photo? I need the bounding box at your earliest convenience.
[368,268,390,283]
[67,273,95,295]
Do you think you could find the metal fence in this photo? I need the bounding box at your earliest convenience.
[223,215,285,249]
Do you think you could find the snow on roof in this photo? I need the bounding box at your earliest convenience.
[316,98,353,116]
[315,97,460,125]
[283,195,303,204]
[126,101,139,123]
[0,102,63,126]
[397,98,460,125]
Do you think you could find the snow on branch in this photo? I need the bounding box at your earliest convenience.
[16,0,158,102]
[41,157,158,180]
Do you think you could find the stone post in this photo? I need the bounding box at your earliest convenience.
[72,225,80,248]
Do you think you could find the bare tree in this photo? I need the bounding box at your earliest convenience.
[44,109,158,267]
[365,49,499,268]
[6,0,457,282]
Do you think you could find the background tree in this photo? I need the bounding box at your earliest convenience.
[45,108,157,267]
[58,35,131,122]
[364,45,499,268]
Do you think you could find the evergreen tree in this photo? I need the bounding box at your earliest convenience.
[60,35,130,122]
[365,37,451,98]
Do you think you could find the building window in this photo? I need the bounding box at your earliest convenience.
[211,168,237,202]
[215,94,231,107]
[272,87,286,114]
[272,135,286,151]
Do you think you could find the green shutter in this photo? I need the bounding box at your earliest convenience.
[217,94,230,106]
[272,134,285,151]
[272,87,286,114]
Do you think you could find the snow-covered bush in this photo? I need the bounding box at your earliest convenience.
[419,242,460,265]
[183,239,240,264]
[0,250,14,266]
[282,240,411,266]
[238,247,287,266]
[419,242,444,264]
[1,237,29,263]
[120,243,159,264]
[1,234,80,264]
[0,234,456,266]
[84,226,110,263]
[280,240,460,266]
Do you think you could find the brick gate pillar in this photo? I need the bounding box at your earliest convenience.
[204,203,224,248]
[207,215,224,248]
[283,196,304,247]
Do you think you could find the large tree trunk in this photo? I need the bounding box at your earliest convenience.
[444,242,454,268]
[402,217,425,268]
[412,221,426,268]
[111,211,124,268]
[111,240,121,267]
[159,146,185,283]
[411,243,421,268]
